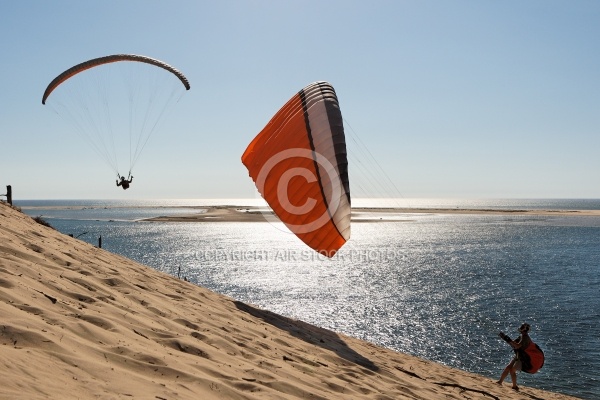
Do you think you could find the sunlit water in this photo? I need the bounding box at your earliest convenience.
[17,199,600,399]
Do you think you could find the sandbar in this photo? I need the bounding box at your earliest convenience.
[141,206,600,223]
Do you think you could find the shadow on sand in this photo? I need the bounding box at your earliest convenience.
[234,301,378,372]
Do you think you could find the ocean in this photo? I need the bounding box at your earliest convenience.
[16,198,600,399]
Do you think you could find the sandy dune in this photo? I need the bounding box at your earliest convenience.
[0,201,579,399]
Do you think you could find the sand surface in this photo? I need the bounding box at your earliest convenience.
[0,201,580,399]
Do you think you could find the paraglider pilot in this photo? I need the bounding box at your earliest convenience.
[116,174,133,190]
[496,323,532,391]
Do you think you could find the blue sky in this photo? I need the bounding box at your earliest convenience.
[1,0,599,200]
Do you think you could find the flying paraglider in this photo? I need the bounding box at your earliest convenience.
[242,81,351,257]
[42,54,190,186]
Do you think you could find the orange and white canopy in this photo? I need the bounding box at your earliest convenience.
[242,81,351,257]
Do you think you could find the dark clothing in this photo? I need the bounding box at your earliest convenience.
[511,333,532,371]
[515,333,532,357]
[116,176,133,190]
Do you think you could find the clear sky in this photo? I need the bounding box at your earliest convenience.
[1,0,599,200]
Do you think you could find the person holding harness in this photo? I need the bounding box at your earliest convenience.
[496,323,544,391]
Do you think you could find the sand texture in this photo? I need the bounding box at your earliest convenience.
[0,201,580,399]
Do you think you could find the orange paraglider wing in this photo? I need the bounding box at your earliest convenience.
[42,54,190,104]
[242,81,350,257]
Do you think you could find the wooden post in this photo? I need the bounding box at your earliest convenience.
[3,185,12,205]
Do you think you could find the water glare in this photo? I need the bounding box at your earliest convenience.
[19,200,600,399]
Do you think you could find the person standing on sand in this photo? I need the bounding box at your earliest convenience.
[496,323,532,391]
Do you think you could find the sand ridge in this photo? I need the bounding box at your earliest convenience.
[0,201,579,399]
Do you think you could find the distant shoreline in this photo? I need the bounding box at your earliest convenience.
[139,206,600,223]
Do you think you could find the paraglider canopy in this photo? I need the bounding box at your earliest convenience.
[42,54,190,104]
[42,54,190,181]
[242,81,351,257]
